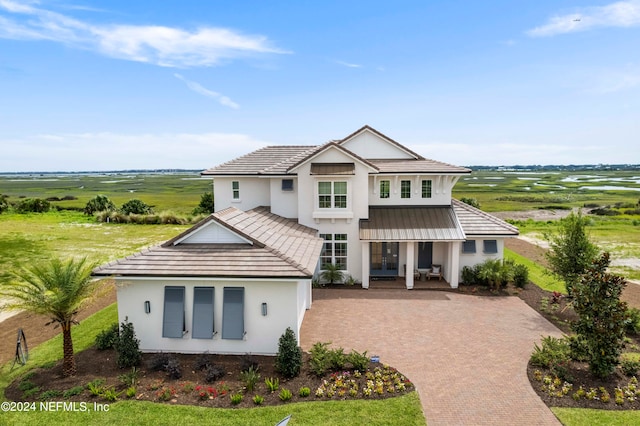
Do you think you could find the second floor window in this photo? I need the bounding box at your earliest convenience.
[232,181,240,199]
[318,181,347,208]
[401,180,411,198]
[422,180,432,198]
[379,180,390,199]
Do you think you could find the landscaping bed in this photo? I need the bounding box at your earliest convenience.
[5,347,414,408]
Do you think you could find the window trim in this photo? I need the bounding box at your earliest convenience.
[401,180,411,199]
[232,181,240,200]
[379,180,390,199]
[317,180,348,209]
[162,286,185,338]
[422,179,432,198]
[320,233,348,270]
[192,287,215,339]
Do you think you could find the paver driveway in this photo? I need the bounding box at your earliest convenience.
[300,289,563,425]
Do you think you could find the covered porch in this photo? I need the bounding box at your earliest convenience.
[367,275,451,290]
[359,206,466,290]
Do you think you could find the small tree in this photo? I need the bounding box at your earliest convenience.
[572,253,627,378]
[545,211,599,296]
[320,263,344,284]
[460,197,480,209]
[115,319,142,368]
[120,199,152,215]
[15,198,50,213]
[84,194,116,215]
[275,327,302,378]
[0,194,8,214]
[192,192,215,215]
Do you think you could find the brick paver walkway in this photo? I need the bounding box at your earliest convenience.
[300,289,563,425]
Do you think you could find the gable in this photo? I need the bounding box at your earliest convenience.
[339,127,417,160]
[173,220,251,245]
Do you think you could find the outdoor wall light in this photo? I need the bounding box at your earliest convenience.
[261,302,268,316]
[144,300,151,314]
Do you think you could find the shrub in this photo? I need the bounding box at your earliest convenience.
[15,198,50,213]
[299,387,311,397]
[230,393,243,405]
[309,342,331,376]
[347,349,369,372]
[118,367,140,387]
[38,390,62,401]
[84,195,116,215]
[95,323,119,350]
[461,265,477,285]
[265,377,279,393]
[115,319,142,369]
[120,199,153,215]
[205,365,226,383]
[0,194,8,214]
[530,336,571,369]
[240,366,260,392]
[192,192,215,215]
[320,263,344,284]
[624,307,640,335]
[193,353,213,371]
[279,388,293,402]
[460,197,480,209]
[125,386,137,399]
[275,327,302,378]
[252,394,264,405]
[512,264,529,288]
[63,386,84,398]
[165,358,182,380]
[239,355,259,373]
[329,347,347,370]
[148,353,171,371]
[101,388,119,402]
[567,335,590,362]
[621,358,640,376]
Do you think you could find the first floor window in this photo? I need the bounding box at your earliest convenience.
[401,180,411,198]
[232,181,240,199]
[379,180,390,198]
[462,240,476,254]
[422,180,432,198]
[163,286,185,338]
[318,181,347,208]
[222,287,245,340]
[192,287,215,339]
[483,240,498,254]
[320,234,347,270]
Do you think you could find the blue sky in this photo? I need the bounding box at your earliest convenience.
[1,0,639,172]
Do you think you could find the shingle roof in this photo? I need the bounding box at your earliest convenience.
[93,207,323,279]
[360,206,466,241]
[201,145,319,176]
[452,199,519,236]
[370,159,471,174]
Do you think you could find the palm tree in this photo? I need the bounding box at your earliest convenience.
[0,257,99,377]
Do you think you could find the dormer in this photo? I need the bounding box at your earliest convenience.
[337,125,422,160]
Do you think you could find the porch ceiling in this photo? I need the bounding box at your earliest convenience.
[359,206,466,241]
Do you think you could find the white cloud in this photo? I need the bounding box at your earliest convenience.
[527,0,640,37]
[174,74,239,109]
[0,0,288,67]
[591,67,640,93]
[335,60,361,68]
[0,132,269,172]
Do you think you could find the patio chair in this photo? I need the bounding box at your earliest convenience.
[427,265,443,281]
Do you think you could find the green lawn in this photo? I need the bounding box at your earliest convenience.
[0,304,426,425]
[552,407,640,425]
[504,248,566,293]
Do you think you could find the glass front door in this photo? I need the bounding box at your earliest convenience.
[370,242,399,276]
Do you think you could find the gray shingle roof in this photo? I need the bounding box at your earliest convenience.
[452,199,519,236]
[93,207,323,279]
[201,145,319,176]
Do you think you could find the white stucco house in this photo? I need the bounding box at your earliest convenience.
[93,125,517,355]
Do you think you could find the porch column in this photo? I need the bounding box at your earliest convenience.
[361,242,370,289]
[449,241,460,288]
[406,242,415,290]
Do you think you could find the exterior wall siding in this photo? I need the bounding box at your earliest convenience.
[270,177,298,218]
[116,278,307,355]
[213,177,270,212]
[458,238,505,283]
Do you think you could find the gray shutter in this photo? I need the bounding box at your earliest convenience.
[484,240,498,254]
[192,287,215,339]
[163,286,185,338]
[222,287,244,340]
[462,240,476,253]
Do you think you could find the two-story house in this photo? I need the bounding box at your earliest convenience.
[94,126,517,355]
